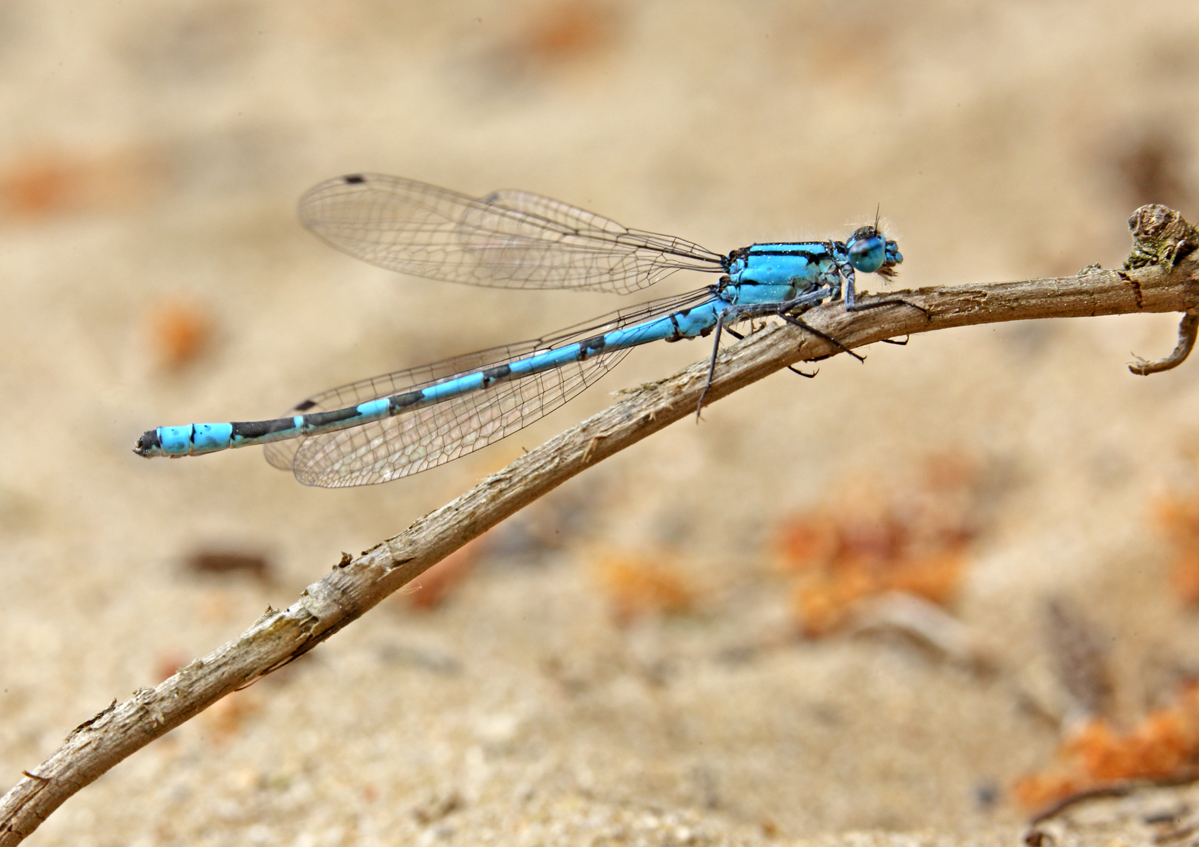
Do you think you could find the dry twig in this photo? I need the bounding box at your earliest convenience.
[2,205,1198,844]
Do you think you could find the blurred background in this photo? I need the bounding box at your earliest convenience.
[4,1,1199,844]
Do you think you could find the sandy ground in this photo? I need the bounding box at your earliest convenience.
[4,1,1199,844]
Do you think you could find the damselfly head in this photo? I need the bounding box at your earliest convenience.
[846,223,902,279]
[846,227,886,273]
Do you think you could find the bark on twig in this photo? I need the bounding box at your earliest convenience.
[2,205,1198,844]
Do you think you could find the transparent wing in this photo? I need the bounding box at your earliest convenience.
[264,289,719,487]
[299,174,726,294]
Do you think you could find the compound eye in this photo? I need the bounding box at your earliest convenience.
[847,233,886,274]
